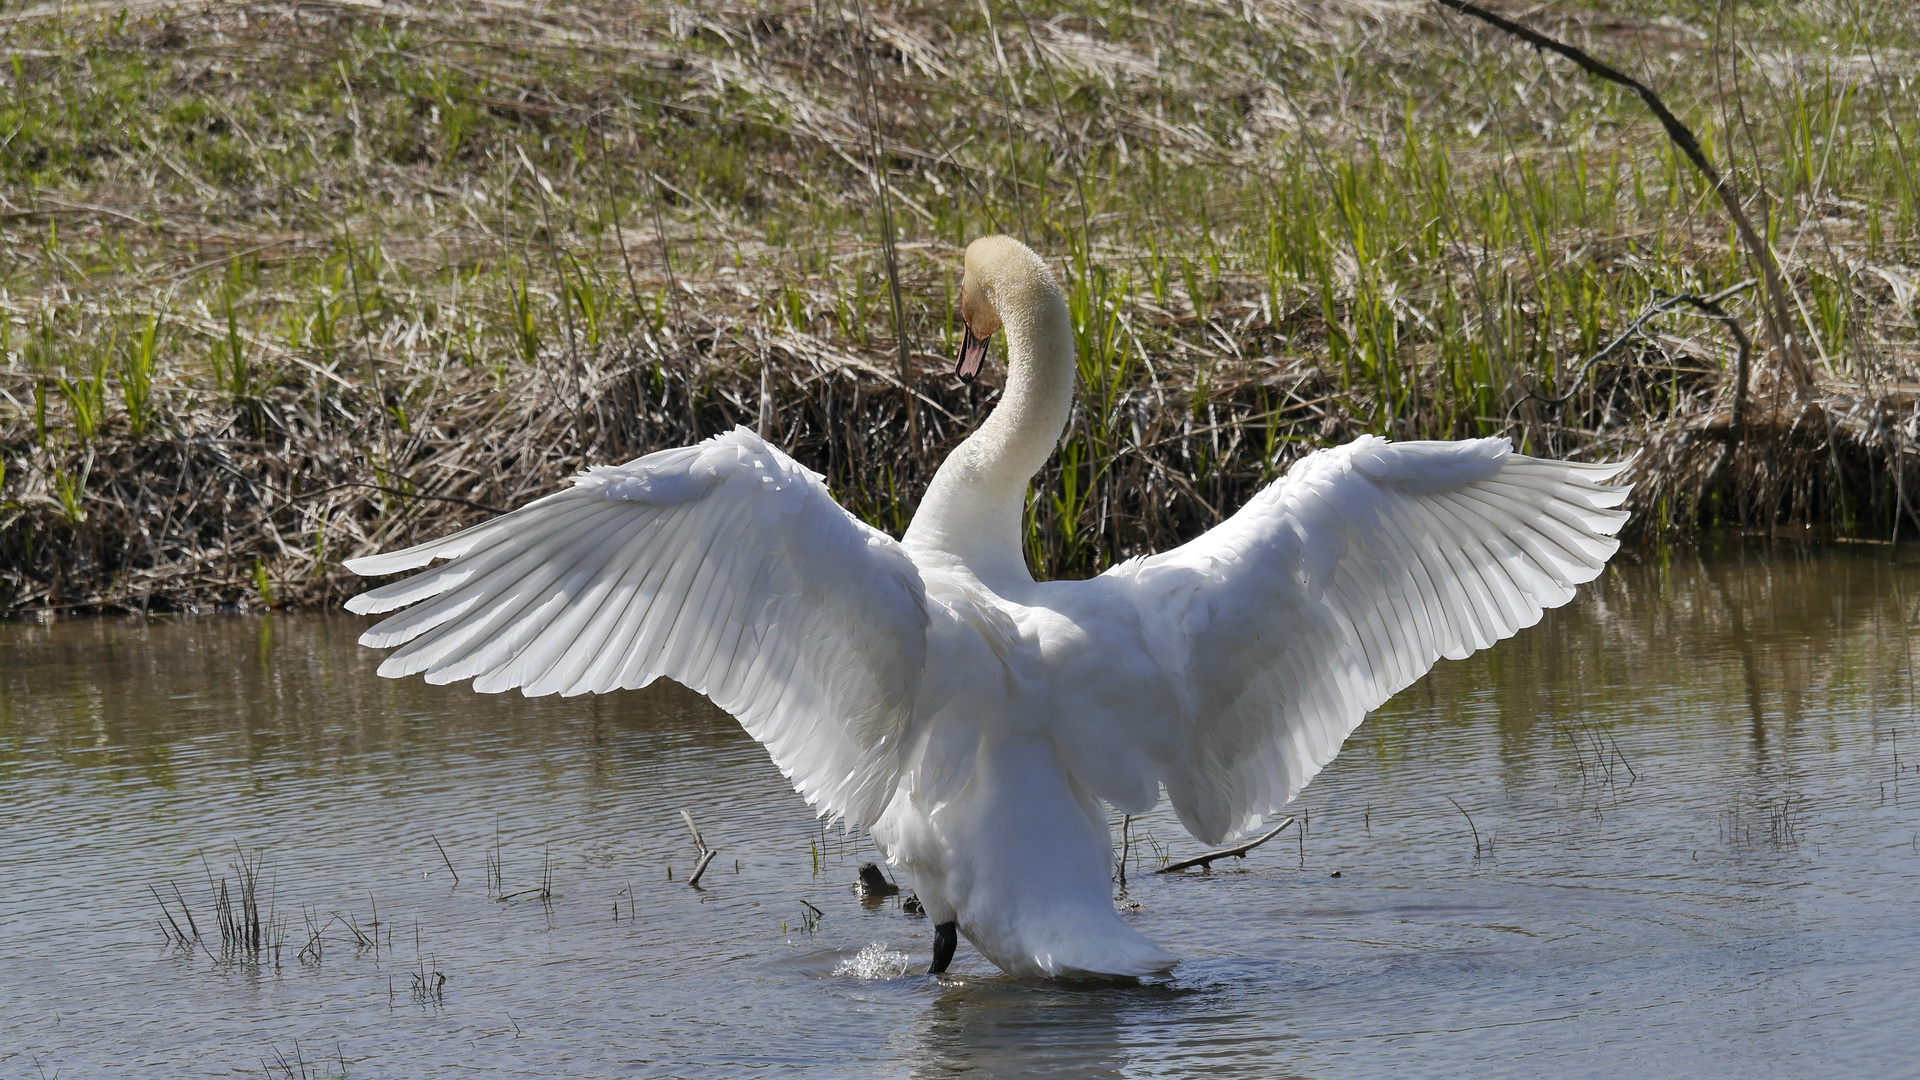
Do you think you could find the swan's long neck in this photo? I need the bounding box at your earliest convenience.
[904,281,1076,586]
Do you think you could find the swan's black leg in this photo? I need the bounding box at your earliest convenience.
[930,921,957,974]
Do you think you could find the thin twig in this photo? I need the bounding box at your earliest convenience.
[431,834,460,886]
[848,0,918,453]
[646,171,684,337]
[1521,279,1757,410]
[340,226,393,465]
[289,481,505,516]
[593,111,645,320]
[1444,796,1484,857]
[1156,817,1294,874]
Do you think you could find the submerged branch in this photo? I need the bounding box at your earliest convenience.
[1156,817,1294,874]
[681,809,718,888]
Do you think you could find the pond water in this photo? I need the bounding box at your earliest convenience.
[3,544,1919,1077]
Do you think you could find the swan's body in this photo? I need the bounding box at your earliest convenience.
[346,237,1628,979]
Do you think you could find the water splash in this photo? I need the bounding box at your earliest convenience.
[833,942,912,980]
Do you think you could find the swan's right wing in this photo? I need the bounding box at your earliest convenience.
[1102,436,1628,845]
[344,427,929,825]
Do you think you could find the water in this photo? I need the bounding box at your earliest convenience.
[3,544,1919,1077]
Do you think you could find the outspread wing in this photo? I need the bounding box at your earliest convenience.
[344,427,929,824]
[1104,436,1628,844]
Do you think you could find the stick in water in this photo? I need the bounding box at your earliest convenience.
[431,834,459,886]
[681,809,719,888]
[1156,817,1295,874]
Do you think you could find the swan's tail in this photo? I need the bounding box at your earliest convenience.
[888,731,1179,980]
[996,916,1177,980]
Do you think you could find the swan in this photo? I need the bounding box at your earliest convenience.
[344,235,1628,980]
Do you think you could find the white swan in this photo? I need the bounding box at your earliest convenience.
[345,236,1628,979]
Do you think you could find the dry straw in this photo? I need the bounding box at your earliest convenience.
[1,0,1917,613]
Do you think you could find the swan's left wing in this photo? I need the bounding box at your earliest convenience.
[344,427,928,824]
[1098,436,1627,845]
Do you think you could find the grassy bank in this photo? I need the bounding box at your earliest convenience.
[1,0,1917,612]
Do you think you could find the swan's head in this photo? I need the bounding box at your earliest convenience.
[955,235,1055,382]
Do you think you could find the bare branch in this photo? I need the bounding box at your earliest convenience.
[1431,0,1811,394]
[1156,817,1294,874]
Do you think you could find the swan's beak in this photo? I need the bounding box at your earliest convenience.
[956,322,993,382]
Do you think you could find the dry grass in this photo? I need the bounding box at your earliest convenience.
[1,0,1918,612]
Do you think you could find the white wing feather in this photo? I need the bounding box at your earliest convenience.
[344,427,929,824]
[1104,436,1628,844]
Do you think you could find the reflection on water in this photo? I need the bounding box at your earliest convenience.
[3,544,1919,1077]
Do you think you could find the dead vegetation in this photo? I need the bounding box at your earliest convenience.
[1,0,1918,612]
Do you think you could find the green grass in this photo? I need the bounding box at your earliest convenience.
[1,0,1918,610]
